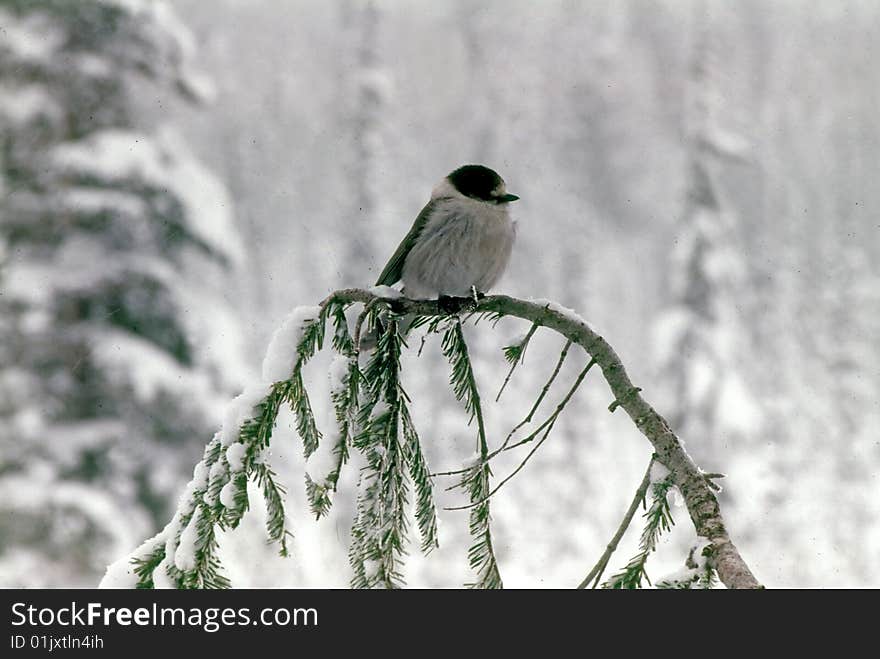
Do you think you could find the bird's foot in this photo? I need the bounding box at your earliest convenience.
[438,295,475,315]
[470,286,486,304]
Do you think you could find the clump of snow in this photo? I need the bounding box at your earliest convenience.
[191,461,209,490]
[219,384,271,447]
[99,532,165,589]
[99,511,182,588]
[204,461,228,505]
[528,297,593,330]
[99,556,141,589]
[219,480,240,510]
[174,507,202,572]
[328,355,350,395]
[225,443,248,472]
[176,479,200,517]
[305,356,350,485]
[151,558,176,589]
[261,305,322,382]
[668,488,685,508]
[656,538,714,588]
[368,285,403,299]
[363,558,381,581]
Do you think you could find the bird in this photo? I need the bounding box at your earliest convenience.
[360,164,519,350]
[375,164,519,300]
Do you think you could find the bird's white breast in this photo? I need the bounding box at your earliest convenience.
[401,194,516,299]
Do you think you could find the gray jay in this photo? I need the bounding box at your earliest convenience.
[361,164,518,349]
[375,164,519,299]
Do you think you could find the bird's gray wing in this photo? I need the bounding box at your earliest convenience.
[375,199,438,286]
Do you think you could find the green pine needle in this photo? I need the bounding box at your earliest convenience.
[603,474,676,589]
[441,319,503,589]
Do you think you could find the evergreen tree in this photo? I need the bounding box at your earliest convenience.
[0,0,246,586]
[339,0,394,285]
[652,1,760,466]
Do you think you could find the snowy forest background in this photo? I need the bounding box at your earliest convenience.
[1,0,878,588]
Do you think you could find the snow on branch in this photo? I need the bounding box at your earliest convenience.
[102,288,761,590]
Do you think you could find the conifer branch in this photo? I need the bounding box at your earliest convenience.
[578,459,653,589]
[125,288,759,590]
[496,321,539,401]
[441,319,503,588]
[319,289,762,589]
[444,356,595,512]
[602,469,676,588]
[430,341,583,481]
[498,338,572,450]
[656,541,718,589]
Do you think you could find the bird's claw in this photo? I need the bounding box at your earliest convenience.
[438,295,476,315]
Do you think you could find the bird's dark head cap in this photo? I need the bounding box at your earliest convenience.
[447,164,519,204]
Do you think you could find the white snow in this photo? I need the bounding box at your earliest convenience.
[649,460,671,483]
[306,439,338,488]
[506,331,531,347]
[91,328,221,409]
[0,473,145,576]
[98,556,141,589]
[0,84,59,125]
[717,374,763,436]
[219,384,271,447]
[4,234,175,307]
[261,305,322,382]
[363,558,381,580]
[191,461,209,490]
[225,442,248,472]
[527,297,593,330]
[98,512,182,588]
[204,461,229,505]
[174,506,202,572]
[305,356,349,485]
[0,9,64,62]
[51,129,243,263]
[176,478,201,517]
[656,538,714,588]
[151,558,177,589]
[58,187,147,219]
[651,308,692,367]
[668,488,685,508]
[328,355,350,395]
[368,285,403,299]
[219,480,240,510]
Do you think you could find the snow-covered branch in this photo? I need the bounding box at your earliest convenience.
[323,288,762,589]
[104,287,760,590]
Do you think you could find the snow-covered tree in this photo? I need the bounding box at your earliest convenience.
[338,0,395,286]
[652,1,760,466]
[0,0,247,586]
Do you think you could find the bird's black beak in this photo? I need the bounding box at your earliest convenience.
[497,193,520,203]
